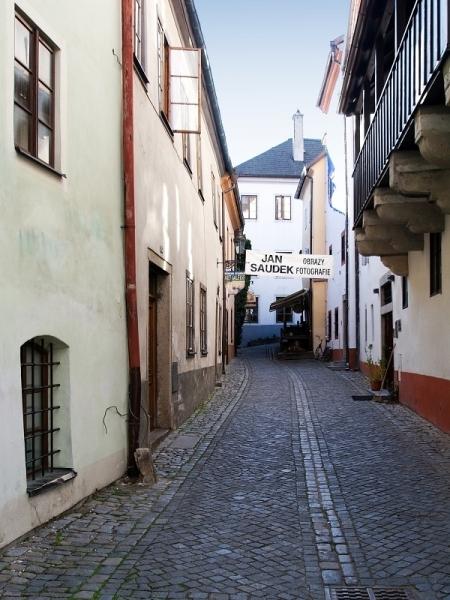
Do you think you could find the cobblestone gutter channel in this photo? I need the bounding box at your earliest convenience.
[1,350,450,600]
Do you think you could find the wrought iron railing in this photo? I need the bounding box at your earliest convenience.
[353,0,449,225]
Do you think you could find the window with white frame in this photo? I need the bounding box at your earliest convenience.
[241,195,257,220]
[275,195,291,220]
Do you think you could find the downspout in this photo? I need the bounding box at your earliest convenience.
[222,190,227,375]
[343,117,350,367]
[122,0,141,476]
[305,173,314,351]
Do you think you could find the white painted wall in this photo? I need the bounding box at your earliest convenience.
[0,0,128,547]
[239,177,304,339]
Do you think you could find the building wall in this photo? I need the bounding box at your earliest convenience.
[0,0,128,547]
[239,177,304,346]
[133,0,225,433]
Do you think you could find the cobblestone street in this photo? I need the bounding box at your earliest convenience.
[1,348,450,600]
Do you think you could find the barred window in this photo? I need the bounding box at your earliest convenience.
[14,12,55,166]
[186,273,195,356]
[200,285,207,355]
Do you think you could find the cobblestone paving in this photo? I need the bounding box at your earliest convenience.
[1,348,450,599]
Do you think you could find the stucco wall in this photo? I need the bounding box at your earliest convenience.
[239,177,304,343]
[0,0,128,547]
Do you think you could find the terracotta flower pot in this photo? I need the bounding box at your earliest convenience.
[370,380,382,391]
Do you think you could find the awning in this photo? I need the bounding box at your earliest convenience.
[269,289,309,313]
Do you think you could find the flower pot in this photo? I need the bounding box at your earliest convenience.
[370,380,382,391]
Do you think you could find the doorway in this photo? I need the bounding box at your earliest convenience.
[148,267,158,430]
[381,310,394,389]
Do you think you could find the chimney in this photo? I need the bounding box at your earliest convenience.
[292,110,304,162]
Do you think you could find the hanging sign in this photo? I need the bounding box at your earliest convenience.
[245,250,334,279]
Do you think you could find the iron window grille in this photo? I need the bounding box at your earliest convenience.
[430,232,442,296]
[241,195,257,220]
[14,11,55,166]
[275,195,291,220]
[200,285,207,355]
[21,338,61,482]
[186,273,195,356]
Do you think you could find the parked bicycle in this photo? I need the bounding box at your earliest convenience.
[314,337,332,362]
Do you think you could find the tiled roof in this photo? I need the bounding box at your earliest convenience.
[235,138,325,179]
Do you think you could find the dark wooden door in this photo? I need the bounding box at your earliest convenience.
[382,311,394,389]
[148,277,158,430]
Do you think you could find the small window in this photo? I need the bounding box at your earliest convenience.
[275,196,291,220]
[329,245,333,255]
[218,187,223,238]
[341,231,346,265]
[241,195,257,220]
[200,285,207,355]
[327,310,332,340]
[244,297,258,323]
[334,307,339,340]
[134,0,148,81]
[182,132,192,172]
[186,273,195,356]
[211,172,217,228]
[430,232,442,296]
[157,20,170,117]
[218,304,222,356]
[197,134,203,197]
[276,298,293,324]
[381,282,392,305]
[14,12,56,166]
[402,276,409,309]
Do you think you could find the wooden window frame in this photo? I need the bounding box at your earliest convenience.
[275,297,293,324]
[14,11,56,167]
[211,172,218,228]
[241,195,257,220]
[197,133,204,199]
[200,285,207,356]
[182,132,192,173]
[134,0,148,83]
[430,232,442,297]
[186,272,195,357]
[157,20,170,119]
[275,195,291,221]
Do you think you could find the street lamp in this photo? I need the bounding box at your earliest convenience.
[234,232,246,256]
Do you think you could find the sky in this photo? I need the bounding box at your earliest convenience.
[195,0,351,209]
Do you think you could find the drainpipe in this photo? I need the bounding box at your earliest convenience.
[343,117,350,367]
[305,173,314,351]
[122,0,141,476]
[222,190,227,375]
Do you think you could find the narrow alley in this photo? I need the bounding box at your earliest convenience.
[1,349,450,600]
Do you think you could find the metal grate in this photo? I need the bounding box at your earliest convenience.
[327,589,412,600]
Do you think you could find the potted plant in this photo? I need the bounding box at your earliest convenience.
[366,345,387,391]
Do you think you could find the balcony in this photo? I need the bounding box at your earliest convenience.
[354,0,450,227]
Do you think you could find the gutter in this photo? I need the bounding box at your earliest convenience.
[122,0,142,476]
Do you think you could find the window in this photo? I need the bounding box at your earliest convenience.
[211,172,217,228]
[381,282,392,305]
[329,245,333,255]
[197,134,203,197]
[218,187,223,238]
[200,285,207,355]
[275,195,291,220]
[20,337,74,495]
[341,231,346,265]
[14,12,55,166]
[402,276,409,309]
[327,310,332,340]
[134,0,147,80]
[182,132,192,172]
[244,297,258,323]
[334,307,339,340]
[276,298,293,324]
[241,195,257,220]
[186,273,195,356]
[157,20,169,117]
[430,232,442,296]
[218,304,222,356]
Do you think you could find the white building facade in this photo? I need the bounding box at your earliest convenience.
[237,114,325,346]
[0,0,128,547]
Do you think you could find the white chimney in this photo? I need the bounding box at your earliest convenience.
[292,109,304,162]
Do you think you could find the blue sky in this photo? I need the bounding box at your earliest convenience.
[195,0,350,180]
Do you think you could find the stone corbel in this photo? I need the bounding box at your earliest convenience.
[373,188,445,234]
[415,106,450,169]
[380,255,409,277]
[361,210,423,253]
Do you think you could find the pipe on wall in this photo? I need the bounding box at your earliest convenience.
[122,0,142,476]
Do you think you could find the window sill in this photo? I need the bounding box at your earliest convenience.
[186,351,196,358]
[16,147,66,178]
[201,350,208,357]
[27,468,77,497]
[133,55,149,88]
[159,111,174,140]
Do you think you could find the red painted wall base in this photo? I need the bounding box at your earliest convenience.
[400,372,450,434]
[331,348,358,370]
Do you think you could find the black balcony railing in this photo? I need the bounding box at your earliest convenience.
[354,0,449,225]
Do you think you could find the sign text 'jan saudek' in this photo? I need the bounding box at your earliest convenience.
[245,251,334,279]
